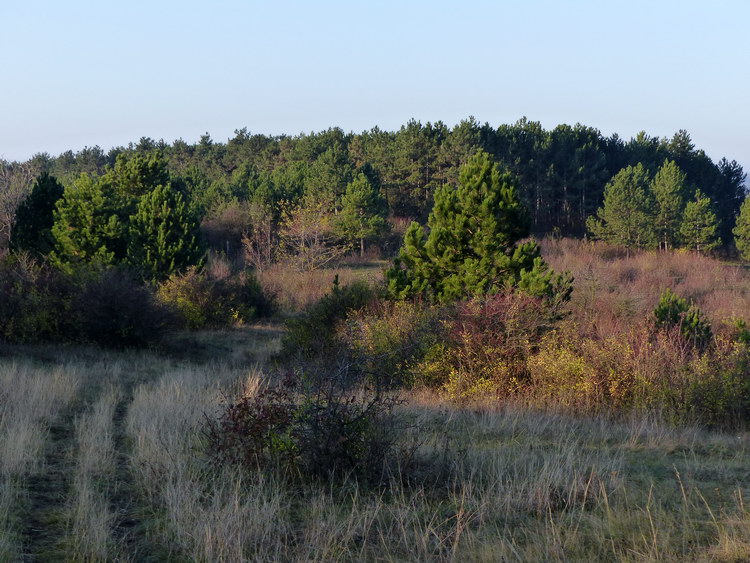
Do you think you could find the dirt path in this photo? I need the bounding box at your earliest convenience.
[17,357,159,561]
[20,379,97,561]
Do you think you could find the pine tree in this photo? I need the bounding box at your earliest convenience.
[108,151,170,199]
[586,163,656,254]
[651,160,688,251]
[335,172,388,256]
[127,184,205,282]
[10,172,65,255]
[387,150,571,303]
[733,196,750,260]
[679,190,720,254]
[51,174,124,270]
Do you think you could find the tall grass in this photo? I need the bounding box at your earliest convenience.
[0,362,80,560]
[64,384,121,561]
[257,260,386,313]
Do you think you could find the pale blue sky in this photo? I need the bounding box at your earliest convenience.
[1,0,748,172]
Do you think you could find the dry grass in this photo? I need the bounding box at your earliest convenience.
[540,237,750,329]
[0,362,80,560]
[5,243,750,559]
[119,360,750,561]
[64,383,121,561]
[2,345,750,560]
[257,259,387,312]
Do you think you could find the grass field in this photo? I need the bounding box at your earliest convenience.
[4,243,750,561]
[3,322,750,562]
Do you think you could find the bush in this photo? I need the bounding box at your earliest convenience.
[0,253,74,343]
[206,367,407,483]
[0,255,175,347]
[73,269,176,347]
[654,288,712,350]
[340,299,444,388]
[418,293,554,401]
[158,266,274,329]
[281,277,378,358]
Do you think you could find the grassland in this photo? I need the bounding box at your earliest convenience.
[4,245,750,561]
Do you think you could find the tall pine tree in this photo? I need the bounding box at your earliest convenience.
[10,172,65,255]
[51,174,124,270]
[680,190,720,254]
[335,172,388,256]
[387,150,571,303]
[586,163,656,254]
[651,160,688,251]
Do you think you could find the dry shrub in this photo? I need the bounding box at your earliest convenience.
[206,368,408,484]
[540,237,750,327]
[525,321,750,425]
[416,294,554,401]
[281,279,378,358]
[0,253,75,343]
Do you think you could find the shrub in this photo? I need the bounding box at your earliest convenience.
[417,293,553,401]
[281,277,378,358]
[73,269,176,347]
[158,267,274,329]
[340,300,444,388]
[0,253,74,343]
[206,368,406,483]
[654,288,712,349]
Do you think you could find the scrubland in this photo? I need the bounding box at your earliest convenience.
[4,241,750,561]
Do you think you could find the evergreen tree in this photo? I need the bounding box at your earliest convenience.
[586,163,656,254]
[387,150,571,303]
[107,151,170,199]
[335,172,388,256]
[732,196,750,260]
[650,160,688,250]
[10,172,65,255]
[127,184,205,282]
[303,145,353,212]
[679,190,720,254]
[51,174,124,270]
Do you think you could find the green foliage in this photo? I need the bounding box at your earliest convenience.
[107,151,170,199]
[679,190,720,254]
[341,300,445,388]
[387,150,571,304]
[282,278,378,358]
[10,173,65,255]
[586,163,656,252]
[127,184,206,282]
[732,196,750,260]
[303,145,353,211]
[650,160,688,251]
[157,267,274,329]
[654,288,712,349]
[50,173,124,271]
[335,172,388,256]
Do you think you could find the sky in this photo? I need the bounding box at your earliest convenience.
[1,0,749,174]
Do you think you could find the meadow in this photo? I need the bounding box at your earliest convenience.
[2,241,750,562]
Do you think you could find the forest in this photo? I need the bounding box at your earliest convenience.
[3,118,750,561]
